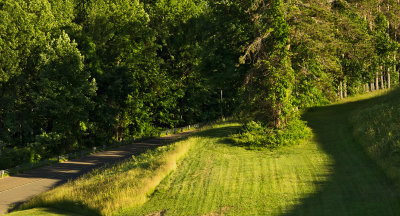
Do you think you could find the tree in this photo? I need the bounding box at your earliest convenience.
[240,0,295,128]
[34,32,96,154]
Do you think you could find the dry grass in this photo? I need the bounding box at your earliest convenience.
[19,137,196,216]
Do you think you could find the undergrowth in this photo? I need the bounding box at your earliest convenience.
[232,119,312,149]
[18,137,196,216]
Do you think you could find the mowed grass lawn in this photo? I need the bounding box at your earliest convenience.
[12,91,400,215]
[123,92,400,215]
[121,123,333,216]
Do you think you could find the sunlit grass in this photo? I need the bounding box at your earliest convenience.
[333,89,392,105]
[13,91,400,216]
[18,136,196,216]
[121,123,333,215]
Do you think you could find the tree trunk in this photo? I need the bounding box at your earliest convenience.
[343,77,347,98]
[370,82,374,91]
[376,71,379,90]
[380,67,385,89]
[274,108,282,128]
[395,53,398,85]
[340,81,343,99]
[388,68,391,89]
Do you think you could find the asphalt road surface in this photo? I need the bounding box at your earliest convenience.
[0,131,194,215]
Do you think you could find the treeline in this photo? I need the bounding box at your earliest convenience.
[1,0,399,168]
[241,0,400,128]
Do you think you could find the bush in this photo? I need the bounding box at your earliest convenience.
[0,147,31,169]
[233,119,311,150]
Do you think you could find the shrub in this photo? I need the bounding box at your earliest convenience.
[233,119,311,150]
[0,147,31,169]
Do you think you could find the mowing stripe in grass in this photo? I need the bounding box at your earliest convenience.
[123,104,400,216]
[120,123,333,216]
[14,91,400,216]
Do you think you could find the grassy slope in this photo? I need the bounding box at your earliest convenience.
[12,91,400,215]
[285,90,400,215]
[350,89,400,185]
[18,135,197,216]
[122,123,332,215]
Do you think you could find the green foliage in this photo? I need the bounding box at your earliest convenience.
[35,32,96,152]
[33,132,65,159]
[233,119,311,149]
[1,0,400,169]
[0,147,31,170]
[240,0,296,128]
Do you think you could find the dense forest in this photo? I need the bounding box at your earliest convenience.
[1,0,399,169]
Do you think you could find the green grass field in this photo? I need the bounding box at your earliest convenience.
[120,123,332,215]
[12,90,400,215]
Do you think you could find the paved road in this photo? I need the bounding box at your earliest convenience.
[0,131,194,215]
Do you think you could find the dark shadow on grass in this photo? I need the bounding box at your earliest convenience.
[192,124,267,151]
[193,124,282,153]
[12,197,102,215]
[284,89,400,216]
[38,207,86,216]
[194,125,242,139]
[11,207,85,216]
[15,200,100,216]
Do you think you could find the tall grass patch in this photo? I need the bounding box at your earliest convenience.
[350,89,400,185]
[19,137,196,216]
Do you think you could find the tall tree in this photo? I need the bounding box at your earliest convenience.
[240,0,295,128]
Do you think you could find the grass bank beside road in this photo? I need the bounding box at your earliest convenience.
[286,90,400,215]
[18,135,196,216]
[12,90,400,215]
[14,122,332,216]
[350,89,400,185]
